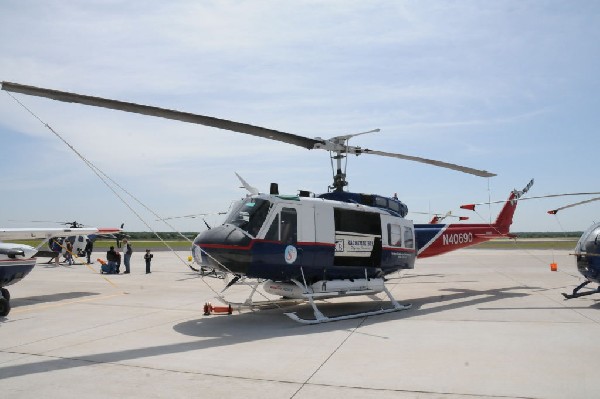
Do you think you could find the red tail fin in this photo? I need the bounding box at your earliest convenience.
[494,179,534,233]
[494,191,518,234]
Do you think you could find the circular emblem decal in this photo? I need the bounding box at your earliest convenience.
[284,245,298,264]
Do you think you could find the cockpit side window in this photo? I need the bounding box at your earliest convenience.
[281,208,297,244]
[265,214,280,241]
[264,207,297,243]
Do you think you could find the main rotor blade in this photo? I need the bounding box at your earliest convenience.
[1,81,323,150]
[359,148,496,177]
[2,81,496,178]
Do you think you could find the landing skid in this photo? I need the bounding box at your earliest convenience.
[284,302,412,324]
[562,280,600,299]
[210,273,412,324]
[214,279,302,310]
[284,283,411,324]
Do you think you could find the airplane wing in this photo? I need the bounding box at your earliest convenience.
[0,227,100,241]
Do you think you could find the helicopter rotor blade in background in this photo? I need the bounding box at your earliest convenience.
[548,196,600,215]
[460,191,600,210]
[2,81,494,178]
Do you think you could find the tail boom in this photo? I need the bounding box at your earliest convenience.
[415,181,531,258]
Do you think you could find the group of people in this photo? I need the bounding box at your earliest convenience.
[101,240,153,275]
[49,237,153,274]
[49,237,93,266]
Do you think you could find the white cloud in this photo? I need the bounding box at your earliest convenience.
[2,1,599,231]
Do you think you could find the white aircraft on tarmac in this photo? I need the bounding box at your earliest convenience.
[0,226,121,316]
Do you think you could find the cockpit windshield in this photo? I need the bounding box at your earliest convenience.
[224,198,271,237]
[576,222,600,254]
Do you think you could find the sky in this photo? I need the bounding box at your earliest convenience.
[1,1,599,233]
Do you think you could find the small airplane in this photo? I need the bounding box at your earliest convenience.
[1,81,529,323]
[0,226,121,316]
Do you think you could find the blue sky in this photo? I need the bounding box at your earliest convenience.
[1,1,599,233]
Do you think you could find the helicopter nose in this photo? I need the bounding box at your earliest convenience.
[575,223,600,283]
[192,225,252,274]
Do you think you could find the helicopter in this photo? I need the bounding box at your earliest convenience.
[2,81,528,323]
[27,221,128,263]
[0,226,121,316]
[460,192,600,300]
[547,197,600,300]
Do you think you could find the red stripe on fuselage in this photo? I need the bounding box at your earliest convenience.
[418,223,509,258]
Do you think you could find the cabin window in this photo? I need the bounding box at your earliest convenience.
[375,197,388,207]
[224,198,271,237]
[388,201,400,213]
[387,224,402,247]
[334,208,381,235]
[264,207,297,243]
[404,226,414,249]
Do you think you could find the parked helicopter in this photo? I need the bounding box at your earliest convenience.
[2,81,528,323]
[28,221,128,262]
[0,226,121,316]
[547,197,600,300]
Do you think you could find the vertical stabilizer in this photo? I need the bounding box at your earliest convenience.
[494,179,534,233]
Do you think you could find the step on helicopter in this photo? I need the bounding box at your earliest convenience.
[2,81,528,323]
[0,226,122,316]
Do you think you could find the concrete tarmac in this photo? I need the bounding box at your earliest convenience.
[1,248,599,398]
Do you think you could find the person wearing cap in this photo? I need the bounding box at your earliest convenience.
[122,239,132,274]
[144,249,153,274]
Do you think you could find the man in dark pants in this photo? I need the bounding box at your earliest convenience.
[84,238,93,264]
[123,239,132,274]
[106,246,119,274]
[144,249,153,274]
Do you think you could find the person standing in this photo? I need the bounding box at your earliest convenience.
[144,249,153,274]
[84,238,93,264]
[106,246,119,274]
[123,239,132,274]
[50,238,61,266]
[65,240,74,265]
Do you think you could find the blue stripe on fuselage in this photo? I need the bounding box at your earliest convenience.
[414,224,445,253]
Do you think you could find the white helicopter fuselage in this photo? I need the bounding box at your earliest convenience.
[194,193,416,283]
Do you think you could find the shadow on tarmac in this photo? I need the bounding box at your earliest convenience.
[0,284,541,380]
[9,292,100,308]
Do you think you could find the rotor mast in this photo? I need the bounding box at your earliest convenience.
[321,129,381,192]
